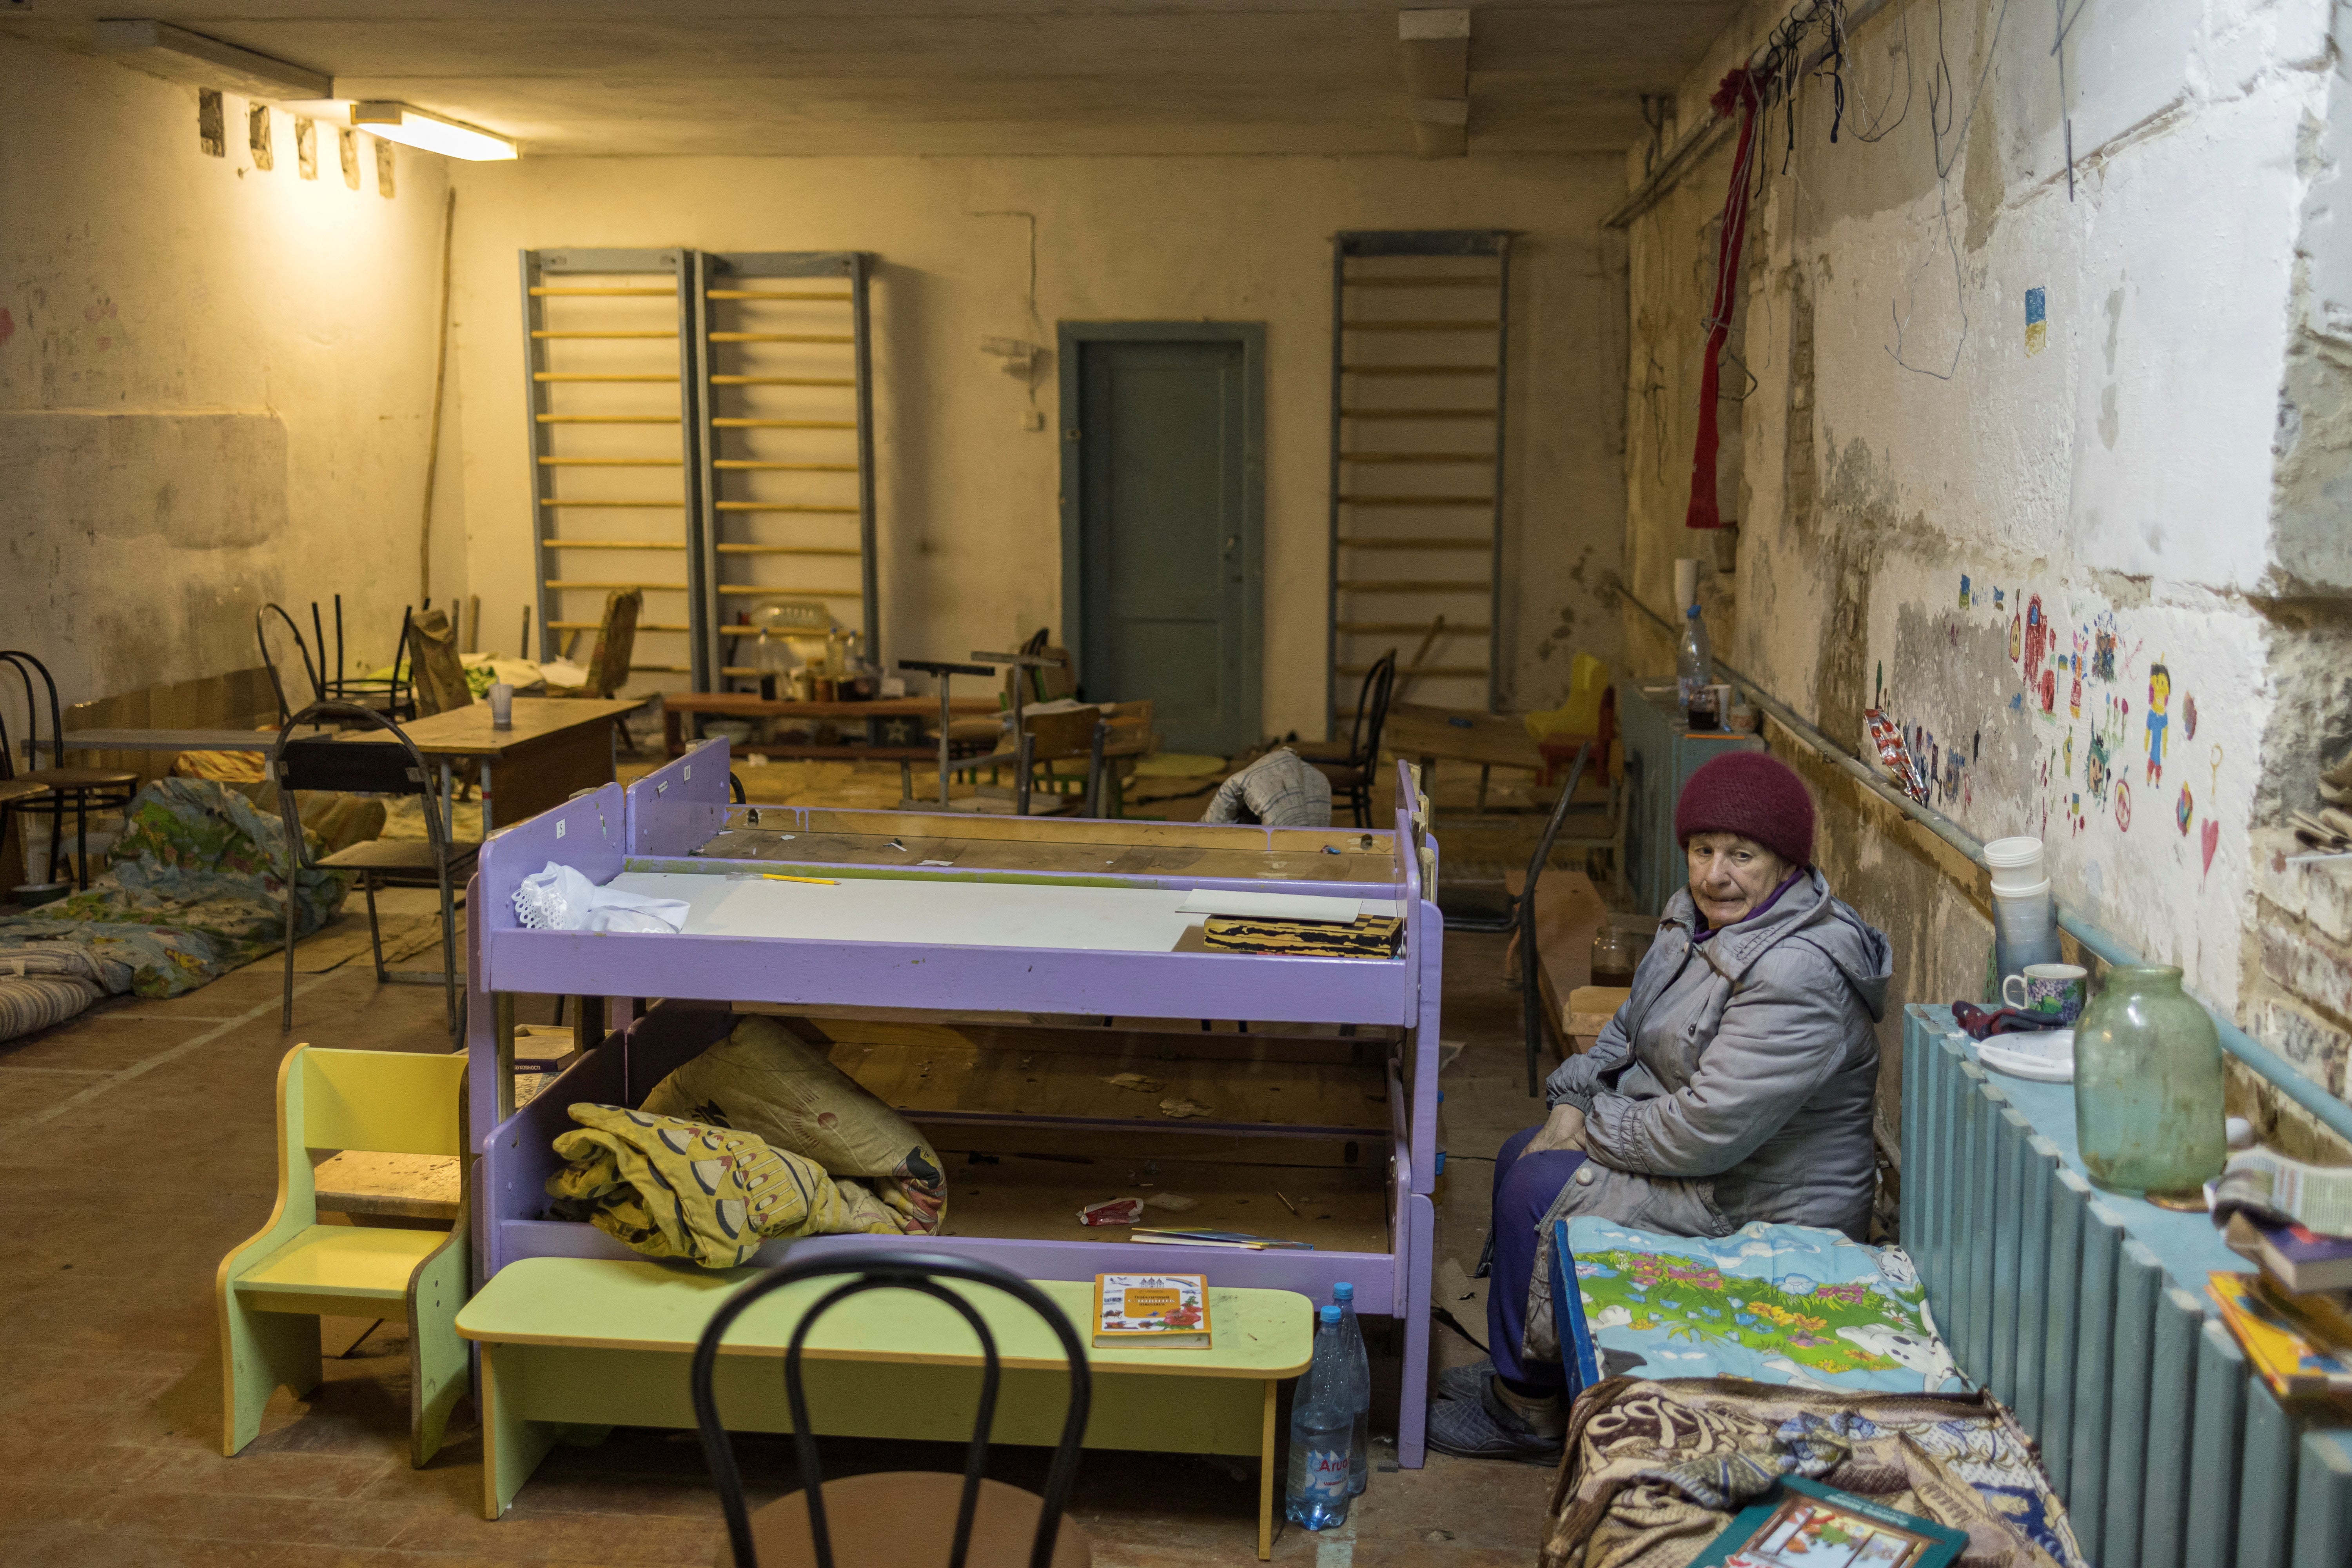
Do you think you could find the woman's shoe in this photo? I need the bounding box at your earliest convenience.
[1436,1357,1494,1405]
[1425,1391,1565,1465]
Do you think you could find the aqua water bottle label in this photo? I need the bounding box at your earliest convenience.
[1303,1447,1350,1499]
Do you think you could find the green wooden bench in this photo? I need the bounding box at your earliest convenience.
[456,1256,1314,1559]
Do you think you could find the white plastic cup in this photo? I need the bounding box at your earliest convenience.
[1674,557,1702,612]
[1984,836,2046,895]
[489,682,515,728]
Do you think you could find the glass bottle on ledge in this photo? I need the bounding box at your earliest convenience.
[2073,964,2226,1200]
[1675,604,1713,727]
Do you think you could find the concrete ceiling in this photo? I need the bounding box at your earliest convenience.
[8,2,1737,156]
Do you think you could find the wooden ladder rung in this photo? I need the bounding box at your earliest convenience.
[1335,580,1489,592]
[1336,621,1490,634]
[1339,664,1486,677]
[1338,496,1494,508]
[530,330,677,339]
[1336,537,1494,549]
[711,419,857,429]
[1342,321,1500,332]
[540,539,684,549]
[715,544,863,556]
[711,461,860,472]
[537,415,680,424]
[714,502,860,514]
[1340,408,1497,420]
[1340,452,1494,463]
[707,332,855,344]
[709,375,856,387]
[1343,276,1501,288]
[538,498,684,508]
[529,287,673,297]
[1342,365,1496,376]
[550,620,690,632]
[543,580,687,591]
[532,373,679,383]
[715,586,864,597]
[704,290,852,302]
[538,457,682,466]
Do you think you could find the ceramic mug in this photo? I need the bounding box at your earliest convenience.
[2003,962,2088,1024]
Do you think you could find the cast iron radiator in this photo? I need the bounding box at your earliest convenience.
[1900,1005,2352,1568]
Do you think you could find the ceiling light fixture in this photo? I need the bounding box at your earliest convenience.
[92,19,330,100]
[350,102,517,161]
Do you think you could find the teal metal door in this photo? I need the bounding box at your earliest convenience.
[1061,325,1263,756]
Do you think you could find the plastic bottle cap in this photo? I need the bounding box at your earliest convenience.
[1332,1283,1354,1302]
[1319,1305,1341,1324]
[1686,604,1700,617]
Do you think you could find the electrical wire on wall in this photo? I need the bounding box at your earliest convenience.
[967,209,1047,408]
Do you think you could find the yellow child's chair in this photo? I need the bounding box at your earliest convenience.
[216,1044,471,1465]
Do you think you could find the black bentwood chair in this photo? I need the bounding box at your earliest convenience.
[691,1253,1093,1568]
[1441,741,1593,1096]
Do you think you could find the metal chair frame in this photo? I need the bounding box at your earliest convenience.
[1444,742,1592,1095]
[315,595,417,721]
[269,701,475,1037]
[691,1252,1091,1568]
[256,604,325,727]
[1321,650,1397,829]
[0,650,140,889]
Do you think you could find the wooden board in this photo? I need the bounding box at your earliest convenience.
[480,718,615,829]
[312,1151,461,1222]
[1566,985,1632,1052]
[689,807,1397,884]
[829,1038,1390,1134]
[931,1154,1390,1257]
[607,870,1398,955]
[1504,867,1604,1048]
[1386,702,1544,773]
[390,697,638,761]
[61,664,278,788]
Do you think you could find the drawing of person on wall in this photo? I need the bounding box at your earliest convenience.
[2146,662,2170,784]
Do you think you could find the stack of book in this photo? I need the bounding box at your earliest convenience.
[2211,1159,2352,1399]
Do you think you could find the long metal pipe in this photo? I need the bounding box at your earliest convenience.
[1604,0,1899,230]
[1619,590,2352,1144]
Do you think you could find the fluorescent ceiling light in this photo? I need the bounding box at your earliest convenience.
[350,102,517,161]
[92,19,330,100]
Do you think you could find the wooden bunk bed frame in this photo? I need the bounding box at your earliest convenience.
[461,741,1444,1465]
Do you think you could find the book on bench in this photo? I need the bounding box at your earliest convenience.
[1094,1273,1211,1350]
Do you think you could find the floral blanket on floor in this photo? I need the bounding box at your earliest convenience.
[0,779,345,1029]
[1543,1378,2085,1568]
[1562,1219,1967,1394]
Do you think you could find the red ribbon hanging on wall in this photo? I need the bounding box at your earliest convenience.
[1685,68,1762,531]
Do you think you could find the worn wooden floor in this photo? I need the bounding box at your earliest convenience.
[0,875,1559,1566]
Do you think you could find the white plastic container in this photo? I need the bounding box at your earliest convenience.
[1984,836,2046,895]
[1991,878,2062,981]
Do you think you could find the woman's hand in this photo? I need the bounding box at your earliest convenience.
[1523,1103,1588,1156]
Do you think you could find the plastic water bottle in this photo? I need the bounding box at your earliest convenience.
[1332,1283,1370,1495]
[1675,603,1713,721]
[1284,1306,1354,1530]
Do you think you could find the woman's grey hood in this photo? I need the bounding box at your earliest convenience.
[1661,867,1893,1022]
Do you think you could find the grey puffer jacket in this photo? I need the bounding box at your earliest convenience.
[1519,869,1890,1363]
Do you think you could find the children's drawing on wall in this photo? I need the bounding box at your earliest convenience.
[2202,819,2220,883]
[2086,732,2112,806]
[2068,657,2082,718]
[2091,615,2120,682]
[2010,610,2023,664]
[2145,661,2170,784]
[2116,778,2134,832]
[2177,784,2194,836]
[2069,791,2085,837]
[2024,595,2047,693]
[2063,731,2074,779]
[2025,285,2048,356]
[2040,665,2057,715]
[1958,574,1971,610]
[2183,694,2198,741]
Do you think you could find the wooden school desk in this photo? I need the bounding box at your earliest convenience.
[457,1258,1313,1557]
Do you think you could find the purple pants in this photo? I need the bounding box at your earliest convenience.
[1486,1125,1588,1393]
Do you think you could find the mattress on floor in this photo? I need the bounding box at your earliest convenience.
[1559,1217,1968,1395]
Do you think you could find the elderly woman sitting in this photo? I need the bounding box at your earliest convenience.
[1430,751,1892,1463]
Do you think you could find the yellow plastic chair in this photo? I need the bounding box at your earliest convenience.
[216,1044,470,1466]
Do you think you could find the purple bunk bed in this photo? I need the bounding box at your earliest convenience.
[462,740,1445,1465]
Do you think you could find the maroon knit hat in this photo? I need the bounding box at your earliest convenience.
[1675,751,1815,866]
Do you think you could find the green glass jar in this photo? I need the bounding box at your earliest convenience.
[2073,965,2226,1198]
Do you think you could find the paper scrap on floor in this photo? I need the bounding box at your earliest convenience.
[1176,889,1359,923]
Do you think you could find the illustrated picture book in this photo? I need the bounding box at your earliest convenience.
[1093,1272,1211,1349]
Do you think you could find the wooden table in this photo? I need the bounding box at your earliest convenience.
[1504,867,1606,1055]
[1387,702,1544,812]
[457,1257,1312,1558]
[58,698,638,832]
[662,692,1000,760]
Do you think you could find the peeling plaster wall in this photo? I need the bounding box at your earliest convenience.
[1624,0,2352,1131]
[0,36,450,718]
[443,153,1629,738]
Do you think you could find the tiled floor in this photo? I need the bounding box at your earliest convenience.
[0,837,1571,1566]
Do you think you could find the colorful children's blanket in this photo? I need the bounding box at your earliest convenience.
[1560,1218,1967,1395]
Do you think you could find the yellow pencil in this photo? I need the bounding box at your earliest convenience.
[760,873,839,886]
